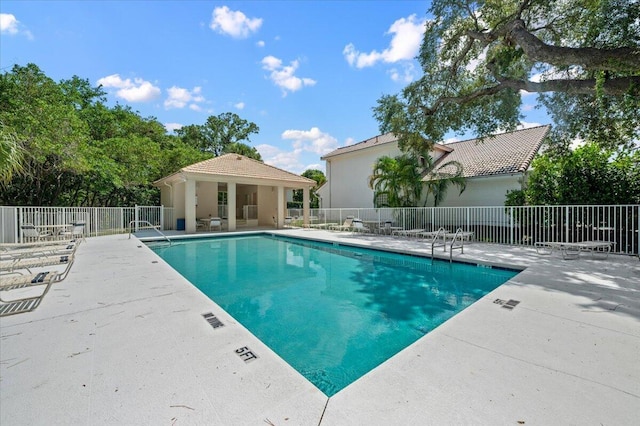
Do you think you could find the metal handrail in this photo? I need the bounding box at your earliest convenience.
[449,228,465,262]
[128,220,171,245]
[430,227,447,260]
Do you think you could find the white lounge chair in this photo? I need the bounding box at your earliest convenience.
[0,258,75,316]
[444,229,475,242]
[535,241,613,259]
[1,253,74,274]
[1,241,78,261]
[330,218,354,231]
[391,228,424,238]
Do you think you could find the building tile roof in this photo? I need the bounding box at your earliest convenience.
[321,133,400,159]
[321,125,550,179]
[156,153,315,186]
[431,125,550,179]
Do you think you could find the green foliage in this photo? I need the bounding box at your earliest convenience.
[177,112,260,156]
[0,122,24,186]
[292,169,326,208]
[508,143,640,205]
[369,154,423,207]
[0,63,212,206]
[223,142,262,161]
[368,148,466,208]
[374,0,640,152]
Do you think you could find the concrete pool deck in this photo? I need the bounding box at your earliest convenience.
[1,230,639,425]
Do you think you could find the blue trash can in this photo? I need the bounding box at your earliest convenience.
[176,218,185,231]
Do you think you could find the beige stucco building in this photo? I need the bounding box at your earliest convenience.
[154,153,316,233]
[318,125,550,208]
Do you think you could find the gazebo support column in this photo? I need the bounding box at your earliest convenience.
[228,182,236,231]
[212,182,219,218]
[277,186,285,228]
[303,187,310,227]
[185,179,196,233]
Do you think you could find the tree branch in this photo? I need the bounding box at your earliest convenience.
[467,19,640,71]
[506,19,639,71]
[421,76,640,115]
[501,76,640,96]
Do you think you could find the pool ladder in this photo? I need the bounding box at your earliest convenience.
[429,227,465,262]
[448,228,465,262]
[128,220,171,245]
[430,227,447,260]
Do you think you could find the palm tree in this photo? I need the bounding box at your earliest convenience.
[368,154,423,207]
[369,150,466,207]
[418,153,466,206]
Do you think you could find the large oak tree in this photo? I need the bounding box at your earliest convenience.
[374,0,640,152]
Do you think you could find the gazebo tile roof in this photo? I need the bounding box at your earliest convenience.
[179,153,315,185]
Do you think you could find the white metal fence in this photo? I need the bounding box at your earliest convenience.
[287,205,640,255]
[0,205,174,244]
[2,204,638,255]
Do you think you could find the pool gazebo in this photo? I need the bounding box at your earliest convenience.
[153,153,316,233]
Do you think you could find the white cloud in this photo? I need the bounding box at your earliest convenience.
[1,13,33,39]
[164,85,205,110]
[261,55,316,96]
[234,102,245,110]
[210,6,262,39]
[256,40,265,47]
[516,121,542,130]
[388,63,416,83]
[281,127,338,155]
[164,123,183,133]
[343,14,425,69]
[256,127,340,174]
[256,143,307,174]
[304,163,323,172]
[97,74,161,102]
[1,13,19,34]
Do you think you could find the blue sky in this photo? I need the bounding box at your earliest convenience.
[1,1,548,175]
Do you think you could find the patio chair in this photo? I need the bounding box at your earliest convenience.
[1,253,74,274]
[20,223,51,242]
[351,219,370,233]
[59,222,85,241]
[0,258,75,317]
[375,221,393,235]
[329,218,354,231]
[209,217,222,231]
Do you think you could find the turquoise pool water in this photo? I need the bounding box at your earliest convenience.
[149,234,518,396]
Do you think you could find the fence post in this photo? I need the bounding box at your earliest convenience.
[510,207,514,246]
[565,206,570,242]
[466,207,470,234]
[93,208,98,237]
[160,205,164,231]
[14,207,20,243]
[134,205,139,232]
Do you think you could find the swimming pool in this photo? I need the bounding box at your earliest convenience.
[149,234,518,396]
